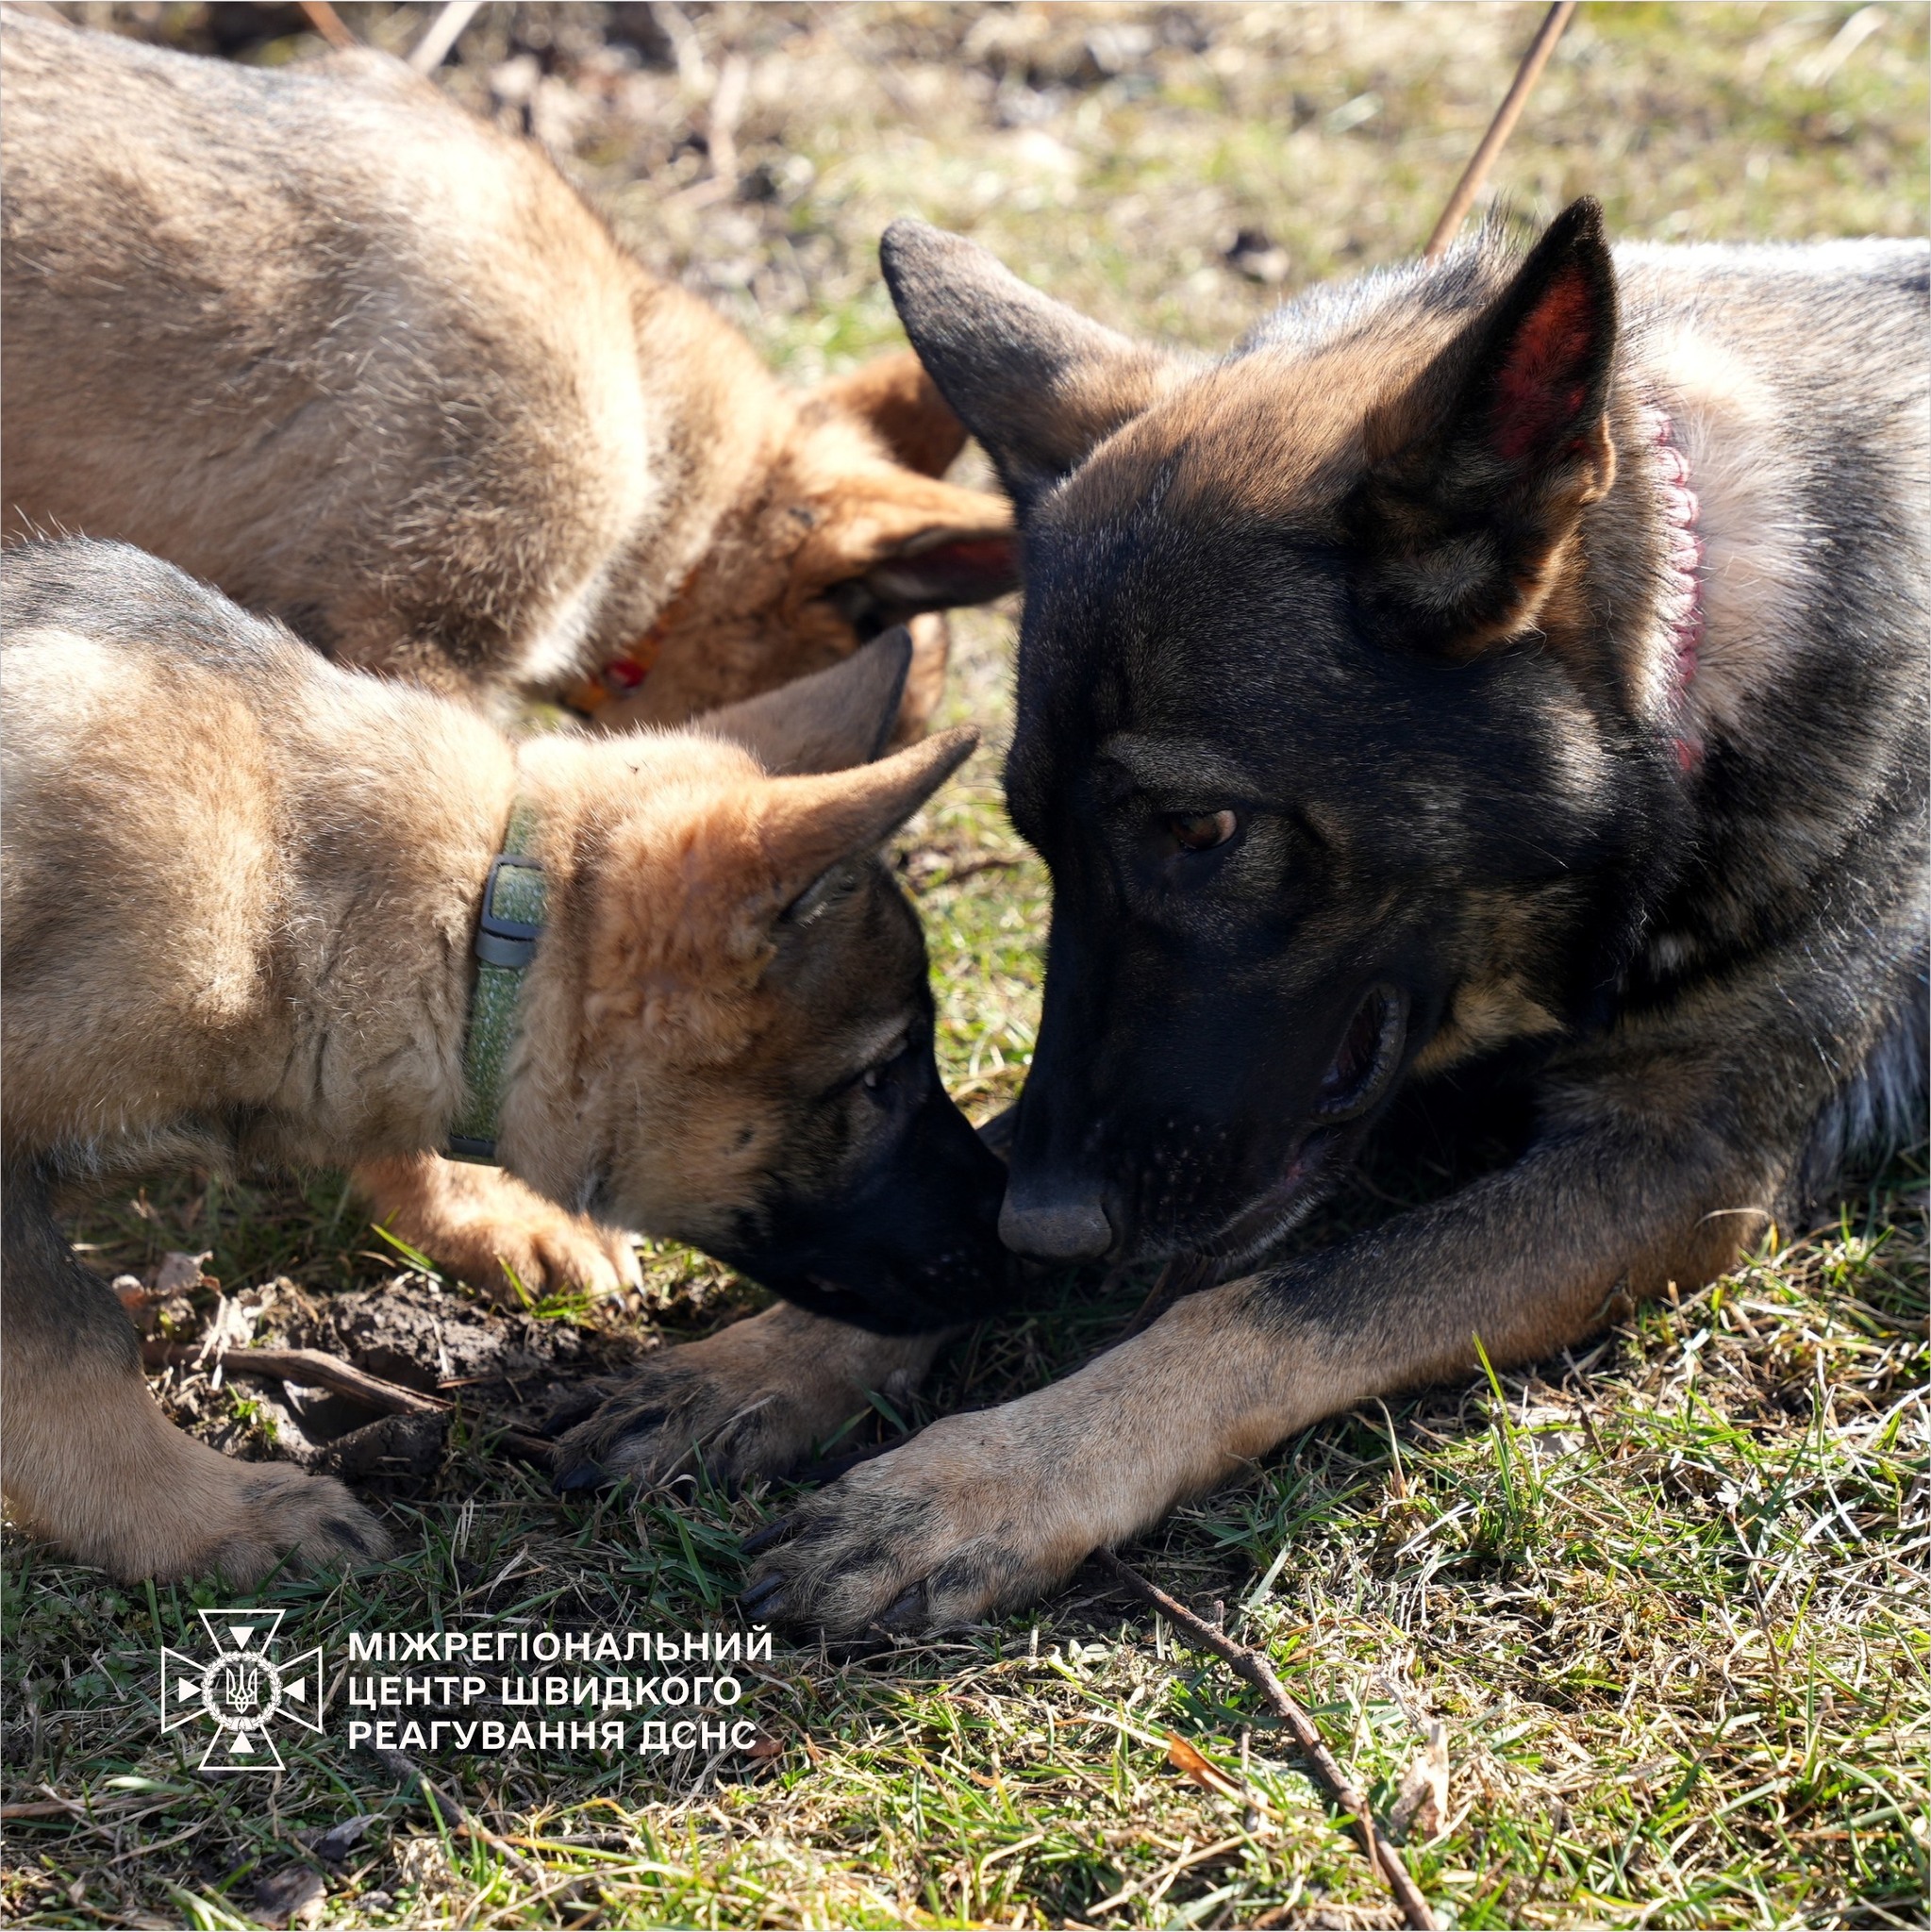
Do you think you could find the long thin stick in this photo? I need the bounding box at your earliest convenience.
[1423,1,1576,258]
[141,1341,448,1416]
[141,1339,555,1460]
[1095,1550,1439,1931]
[372,1747,544,1881]
[296,0,358,51]
[409,0,485,75]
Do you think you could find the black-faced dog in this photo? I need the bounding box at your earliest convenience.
[739,202,1928,1633]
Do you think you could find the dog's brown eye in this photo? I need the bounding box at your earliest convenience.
[1168,809,1239,853]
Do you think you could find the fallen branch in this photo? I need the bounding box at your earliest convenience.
[141,1338,556,1463]
[141,1341,448,1416]
[1423,1,1576,258]
[1094,1550,1439,1931]
[0,1795,150,1820]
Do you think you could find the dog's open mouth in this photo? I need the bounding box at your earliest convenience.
[1315,985,1407,1120]
[1199,987,1409,1270]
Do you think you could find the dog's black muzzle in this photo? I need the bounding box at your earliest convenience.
[719,1084,1021,1335]
[1001,944,1420,1271]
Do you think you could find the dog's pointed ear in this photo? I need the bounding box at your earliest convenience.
[760,725,978,908]
[810,349,972,478]
[696,627,913,775]
[800,470,1020,627]
[1352,197,1620,656]
[881,219,1185,511]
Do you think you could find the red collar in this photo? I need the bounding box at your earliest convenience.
[562,558,705,717]
[1654,410,1705,773]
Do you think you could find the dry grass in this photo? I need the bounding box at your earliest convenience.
[5,5,1927,1927]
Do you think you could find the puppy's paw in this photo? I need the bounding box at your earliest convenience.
[550,1304,945,1495]
[211,1467,391,1586]
[442,1201,641,1307]
[357,1155,641,1304]
[739,1407,1092,1636]
[128,1463,391,1589]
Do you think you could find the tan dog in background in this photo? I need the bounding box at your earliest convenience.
[0,8,1020,1299]
[2,539,1013,1584]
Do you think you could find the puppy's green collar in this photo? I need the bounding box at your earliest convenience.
[445,802,546,1166]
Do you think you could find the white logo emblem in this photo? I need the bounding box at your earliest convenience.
[160,1608,324,1771]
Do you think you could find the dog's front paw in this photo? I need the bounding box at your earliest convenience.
[740,1407,1092,1635]
[201,1466,392,1588]
[439,1197,641,1306]
[551,1353,807,1492]
[356,1155,641,1304]
[550,1304,946,1494]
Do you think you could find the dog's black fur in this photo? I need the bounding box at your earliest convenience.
[889,203,1928,1274]
[730,205,1928,1638]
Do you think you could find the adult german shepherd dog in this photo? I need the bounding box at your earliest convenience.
[737,202,1928,1633]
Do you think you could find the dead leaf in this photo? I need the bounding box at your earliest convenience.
[154,1250,214,1297]
[1388,1720,1450,1843]
[302,1812,381,1864]
[1165,1731,1240,1799]
[252,1864,325,1929]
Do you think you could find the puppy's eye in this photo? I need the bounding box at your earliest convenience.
[1166,809,1239,853]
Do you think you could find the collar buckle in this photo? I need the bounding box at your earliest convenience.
[474,853,545,969]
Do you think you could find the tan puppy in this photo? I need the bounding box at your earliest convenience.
[0,12,1016,726]
[1,540,1013,1584]
[0,8,1020,1297]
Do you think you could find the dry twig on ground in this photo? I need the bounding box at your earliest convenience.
[1095,1549,1440,1931]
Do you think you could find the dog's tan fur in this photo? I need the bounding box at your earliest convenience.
[555,1304,949,1491]
[2,541,979,1582]
[0,9,1022,1300]
[0,12,1014,729]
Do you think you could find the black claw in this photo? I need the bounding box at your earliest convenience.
[738,1573,787,1616]
[879,1583,927,1630]
[739,1516,797,1558]
[325,1516,373,1556]
[552,1460,608,1494]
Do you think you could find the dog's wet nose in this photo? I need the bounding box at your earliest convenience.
[998,1187,1112,1261]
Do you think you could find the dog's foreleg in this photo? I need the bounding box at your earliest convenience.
[353,1152,641,1303]
[742,1121,1773,1632]
[0,1165,390,1584]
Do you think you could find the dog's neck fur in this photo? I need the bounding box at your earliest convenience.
[1650,407,1706,771]
[511,281,787,691]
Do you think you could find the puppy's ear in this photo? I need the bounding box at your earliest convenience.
[881,220,1186,511]
[696,627,913,775]
[809,349,971,478]
[801,470,1019,627]
[759,725,978,908]
[1351,198,1620,656]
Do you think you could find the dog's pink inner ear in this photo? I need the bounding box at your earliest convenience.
[1490,261,1603,463]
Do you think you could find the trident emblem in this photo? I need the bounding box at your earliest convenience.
[159,1608,323,1772]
